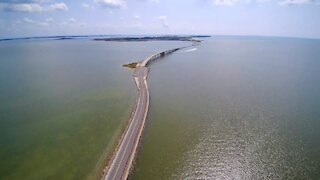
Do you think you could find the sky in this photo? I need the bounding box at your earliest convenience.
[0,0,320,39]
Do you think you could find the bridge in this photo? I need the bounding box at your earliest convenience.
[139,47,183,66]
[102,45,192,180]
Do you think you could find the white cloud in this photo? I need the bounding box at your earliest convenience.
[0,3,43,12]
[82,2,95,9]
[49,3,68,11]
[137,0,160,3]
[150,0,160,3]
[68,18,76,23]
[157,15,167,21]
[45,18,54,22]
[59,18,87,28]
[212,0,239,6]
[279,0,311,5]
[157,15,169,29]
[162,22,169,28]
[38,22,49,26]
[209,0,318,6]
[95,0,126,9]
[82,3,90,8]
[23,17,34,23]
[134,15,141,19]
[82,3,89,8]
[22,17,53,27]
[0,1,68,12]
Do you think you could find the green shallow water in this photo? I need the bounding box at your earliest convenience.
[0,39,188,180]
[131,37,320,179]
[2,37,320,179]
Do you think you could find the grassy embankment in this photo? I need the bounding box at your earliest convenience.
[122,62,138,68]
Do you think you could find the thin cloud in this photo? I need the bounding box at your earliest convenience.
[82,2,94,9]
[0,1,69,12]
[60,18,86,27]
[157,15,167,21]
[0,3,43,12]
[206,0,319,6]
[45,18,54,22]
[23,17,34,23]
[212,0,239,6]
[134,15,141,19]
[95,0,126,9]
[82,3,90,8]
[22,17,51,27]
[68,18,76,23]
[49,3,68,11]
[279,0,312,5]
[157,15,169,29]
[37,22,49,26]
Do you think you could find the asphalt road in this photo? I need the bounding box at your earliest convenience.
[103,45,191,180]
[103,66,149,180]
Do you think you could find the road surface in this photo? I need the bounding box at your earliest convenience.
[103,45,192,180]
[103,66,149,180]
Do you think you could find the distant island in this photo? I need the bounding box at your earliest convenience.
[0,35,210,42]
[94,35,210,42]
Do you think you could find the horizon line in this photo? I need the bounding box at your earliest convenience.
[1,34,319,42]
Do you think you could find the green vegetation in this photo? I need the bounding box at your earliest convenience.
[122,62,138,68]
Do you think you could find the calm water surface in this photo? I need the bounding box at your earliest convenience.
[132,37,320,179]
[0,39,187,179]
[1,37,319,180]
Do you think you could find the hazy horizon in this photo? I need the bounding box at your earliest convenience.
[2,34,320,41]
[1,0,320,39]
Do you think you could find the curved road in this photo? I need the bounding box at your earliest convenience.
[103,45,192,180]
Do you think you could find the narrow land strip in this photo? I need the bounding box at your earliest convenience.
[102,44,194,180]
